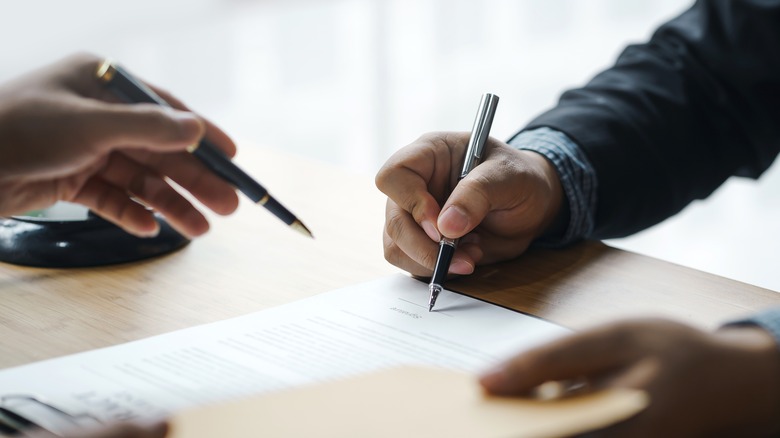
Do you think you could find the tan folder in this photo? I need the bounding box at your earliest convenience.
[169,366,647,438]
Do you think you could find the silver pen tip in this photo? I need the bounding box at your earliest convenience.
[428,284,441,312]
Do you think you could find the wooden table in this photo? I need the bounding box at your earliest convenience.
[1,147,779,369]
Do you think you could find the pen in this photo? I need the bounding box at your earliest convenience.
[95,60,313,238]
[428,93,499,311]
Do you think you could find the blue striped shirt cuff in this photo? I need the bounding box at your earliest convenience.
[507,127,597,246]
[724,307,780,347]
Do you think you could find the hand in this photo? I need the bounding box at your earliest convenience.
[0,53,239,238]
[479,318,780,437]
[375,132,564,277]
[27,420,168,438]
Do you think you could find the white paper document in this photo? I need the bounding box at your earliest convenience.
[0,275,566,427]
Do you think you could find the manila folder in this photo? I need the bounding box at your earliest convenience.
[169,366,647,438]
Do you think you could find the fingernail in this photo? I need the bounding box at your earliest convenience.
[535,381,566,400]
[450,258,474,275]
[439,205,469,235]
[479,365,507,391]
[421,220,440,241]
[173,112,204,139]
[136,223,160,238]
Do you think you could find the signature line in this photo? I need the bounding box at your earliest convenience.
[397,298,454,317]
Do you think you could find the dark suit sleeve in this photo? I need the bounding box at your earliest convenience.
[524,0,780,239]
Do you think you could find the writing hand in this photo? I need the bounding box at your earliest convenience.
[0,53,239,238]
[479,318,780,437]
[375,132,564,277]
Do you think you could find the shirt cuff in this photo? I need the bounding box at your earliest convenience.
[507,127,597,246]
[724,307,780,347]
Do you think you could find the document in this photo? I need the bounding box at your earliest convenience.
[0,275,567,432]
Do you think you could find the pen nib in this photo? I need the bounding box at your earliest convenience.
[290,220,314,239]
[428,284,441,312]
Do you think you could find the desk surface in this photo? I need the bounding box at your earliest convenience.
[1,147,779,369]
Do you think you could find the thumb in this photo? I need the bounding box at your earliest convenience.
[81,102,205,152]
[437,162,511,238]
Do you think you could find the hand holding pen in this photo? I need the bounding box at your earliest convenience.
[376,97,567,308]
[0,53,241,238]
[97,60,312,238]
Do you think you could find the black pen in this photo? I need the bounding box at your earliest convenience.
[96,60,313,238]
[428,93,499,311]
